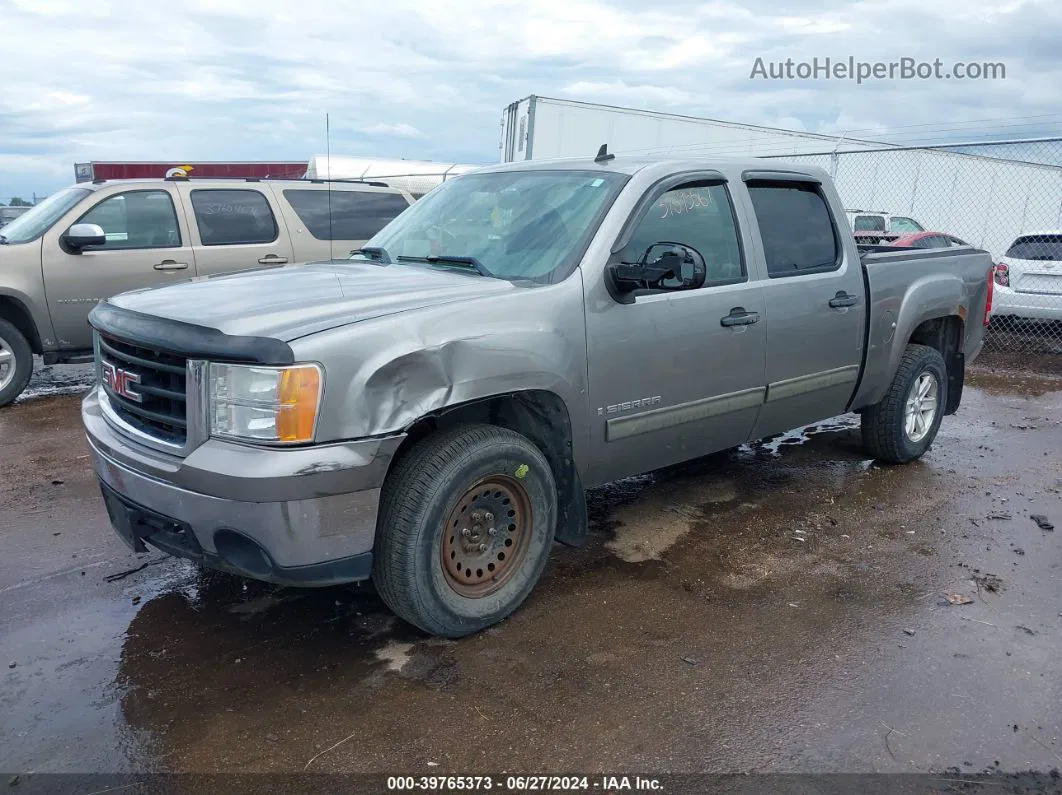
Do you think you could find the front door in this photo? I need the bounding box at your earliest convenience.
[583,176,768,487]
[42,186,197,349]
[174,184,296,275]
[741,176,867,441]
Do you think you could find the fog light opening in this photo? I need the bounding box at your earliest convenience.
[213,529,274,578]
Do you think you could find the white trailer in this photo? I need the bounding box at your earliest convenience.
[499,95,885,163]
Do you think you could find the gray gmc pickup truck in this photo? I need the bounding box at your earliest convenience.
[80,154,995,637]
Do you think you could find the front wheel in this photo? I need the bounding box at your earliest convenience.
[372,424,557,638]
[861,344,948,464]
[0,319,33,408]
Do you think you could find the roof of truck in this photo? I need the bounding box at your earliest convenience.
[467,153,831,180]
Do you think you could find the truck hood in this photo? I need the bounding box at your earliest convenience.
[107,260,519,340]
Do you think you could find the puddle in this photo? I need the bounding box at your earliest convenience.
[375,640,416,673]
[742,415,862,456]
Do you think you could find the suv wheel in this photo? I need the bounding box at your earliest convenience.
[372,424,557,638]
[861,343,948,463]
[0,319,33,408]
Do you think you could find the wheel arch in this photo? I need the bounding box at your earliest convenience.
[907,314,965,415]
[0,293,43,354]
[388,390,588,548]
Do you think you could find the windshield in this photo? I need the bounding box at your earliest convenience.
[890,216,924,233]
[355,169,629,282]
[1005,235,1062,261]
[0,187,91,244]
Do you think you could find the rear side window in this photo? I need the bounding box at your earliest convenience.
[283,189,411,240]
[747,182,841,277]
[1005,234,1062,261]
[853,215,886,232]
[190,189,278,246]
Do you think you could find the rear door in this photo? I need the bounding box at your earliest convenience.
[41,185,196,349]
[174,184,295,274]
[274,186,414,261]
[740,173,867,441]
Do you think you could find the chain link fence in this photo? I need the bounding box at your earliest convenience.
[763,138,1062,370]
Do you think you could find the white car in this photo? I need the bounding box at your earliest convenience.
[992,232,1062,322]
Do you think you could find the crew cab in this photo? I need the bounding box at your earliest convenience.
[81,154,994,638]
[0,177,415,406]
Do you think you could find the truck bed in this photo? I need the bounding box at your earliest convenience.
[849,246,994,410]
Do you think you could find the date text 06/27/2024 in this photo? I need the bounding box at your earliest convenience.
[385,775,665,791]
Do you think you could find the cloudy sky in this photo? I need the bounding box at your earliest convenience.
[1,0,1060,201]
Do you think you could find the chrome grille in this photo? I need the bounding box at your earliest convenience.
[98,332,188,446]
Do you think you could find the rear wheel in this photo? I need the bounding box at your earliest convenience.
[861,343,948,463]
[0,319,33,408]
[372,424,557,638]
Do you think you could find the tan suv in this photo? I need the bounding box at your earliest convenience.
[0,177,415,405]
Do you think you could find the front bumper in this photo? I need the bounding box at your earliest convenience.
[83,387,405,587]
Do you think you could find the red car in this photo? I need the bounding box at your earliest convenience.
[890,231,970,249]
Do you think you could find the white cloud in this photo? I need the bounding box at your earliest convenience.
[0,0,1060,199]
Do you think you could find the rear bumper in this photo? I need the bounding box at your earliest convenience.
[83,386,405,586]
[992,286,1062,321]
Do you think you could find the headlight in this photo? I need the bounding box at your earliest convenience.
[209,362,323,444]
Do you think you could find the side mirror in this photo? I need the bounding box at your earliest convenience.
[62,223,106,252]
[606,242,707,304]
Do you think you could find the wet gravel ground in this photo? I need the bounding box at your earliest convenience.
[1,364,1061,789]
[13,357,95,404]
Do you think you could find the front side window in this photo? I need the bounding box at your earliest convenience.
[283,189,411,240]
[620,182,745,285]
[76,190,181,249]
[358,169,629,283]
[853,214,886,232]
[747,182,841,278]
[190,189,278,246]
[0,187,91,245]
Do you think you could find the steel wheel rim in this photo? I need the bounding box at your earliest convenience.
[440,475,533,598]
[904,372,939,443]
[0,334,15,392]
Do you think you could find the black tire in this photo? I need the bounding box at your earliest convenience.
[372,424,557,638]
[0,318,33,408]
[861,343,948,464]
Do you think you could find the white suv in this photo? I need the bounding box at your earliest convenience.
[991,232,1062,322]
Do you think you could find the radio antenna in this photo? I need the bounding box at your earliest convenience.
[326,112,334,260]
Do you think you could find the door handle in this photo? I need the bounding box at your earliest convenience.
[153,260,188,271]
[720,307,761,327]
[829,291,858,308]
[258,255,288,265]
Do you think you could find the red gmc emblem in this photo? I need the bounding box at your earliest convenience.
[102,361,142,403]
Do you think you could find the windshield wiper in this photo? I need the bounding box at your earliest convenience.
[0,234,8,245]
[350,246,392,264]
[397,254,495,278]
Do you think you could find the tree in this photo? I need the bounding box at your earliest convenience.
[8,197,31,207]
